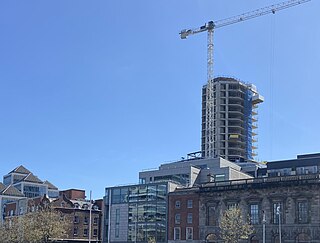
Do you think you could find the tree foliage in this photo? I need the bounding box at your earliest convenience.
[0,208,70,243]
[219,207,254,243]
[148,236,156,243]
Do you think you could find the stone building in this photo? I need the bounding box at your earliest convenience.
[168,173,320,243]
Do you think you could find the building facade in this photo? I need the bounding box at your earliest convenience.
[168,173,320,243]
[3,165,59,199]
[103,181,180,243]
[258,153,320,177]
[3,189,103,243]
[201,77,264,162]
[139,157,253,187]
[167,189,199,243]
[0,182,26,224]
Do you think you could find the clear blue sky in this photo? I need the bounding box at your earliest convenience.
[0,0,319,199]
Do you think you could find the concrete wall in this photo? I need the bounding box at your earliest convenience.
[110,204,128,242]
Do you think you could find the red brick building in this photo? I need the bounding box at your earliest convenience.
[4,189,103,243]
[168,188,199,243]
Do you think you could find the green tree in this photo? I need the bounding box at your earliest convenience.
[0,216,25,243]
[0,207,70,243]
[219,207,253,243]
[148,236,156,243]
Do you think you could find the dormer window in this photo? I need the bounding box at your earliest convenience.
[82,204,89,210]
[74,203,80,209]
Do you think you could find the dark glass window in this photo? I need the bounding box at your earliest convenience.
[272,202,283,224]
[207,206,216,226]
[175,200,180,209]
[298,201,308,223]
[186,227,193,240]
[175,214,181,224]
[187,200,193,208]
[84,216,88,225]
[250,204,259,224]
[187,213,193,224]
[174,227,180,240]
[74,215,79,224]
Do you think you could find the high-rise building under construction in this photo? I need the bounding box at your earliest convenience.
[201,77,264,162]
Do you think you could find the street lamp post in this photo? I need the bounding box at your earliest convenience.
[89,190,92,243]
[262,210,266,243]
[276,205,281,243]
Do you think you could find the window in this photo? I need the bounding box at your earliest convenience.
[175,214,181,224]
[175,200,181,209]
[82,204,89,210]
[84,216,88,225]
[93,217,99,225]
[187,213,193,224]
[83,228,88,237]
[115,209,120,238]
[272,202,283,224]
[250,204,259,224]
[186,227,193,240]
[298,201,308,223]
[187,200,193,208]
[116,209,120,223]
[73,227,78,236]
[227,202,238,210]
[93,228,98,237]
[115,226,120,238]
[112,188,128,204]
[74,215,79,224]
[174,227,181,240]
[207,206,216,226]
[215,174,226,182]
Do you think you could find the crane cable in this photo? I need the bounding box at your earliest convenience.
[269,14,276,161]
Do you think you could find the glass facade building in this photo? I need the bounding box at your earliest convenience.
[104,181,178,243]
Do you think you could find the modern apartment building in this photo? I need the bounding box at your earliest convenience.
[103,181,180,243]
[201,77,264,162]
[258,153,320,177]
[3,165,59,199]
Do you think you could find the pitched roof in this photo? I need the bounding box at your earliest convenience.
[0,182,5,192]
[9,165,31,175]
[1,185,24,197]
[20,173,43,184]
[44,180,58,190]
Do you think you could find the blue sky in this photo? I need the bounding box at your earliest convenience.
[0,0,319,199]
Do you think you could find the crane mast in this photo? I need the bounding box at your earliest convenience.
[180,0,310,158]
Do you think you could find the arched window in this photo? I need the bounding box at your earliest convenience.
[206,233,217,243]
[251,235,259,243]
[296,233,311,243]
[273,235,280,243]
